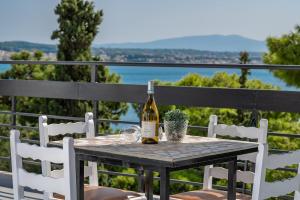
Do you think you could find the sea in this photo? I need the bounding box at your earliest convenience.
[0,64,297,130]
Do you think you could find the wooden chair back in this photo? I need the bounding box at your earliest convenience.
[203,115,268,191]
[39,112,98,198]
[252,143,300,200]
[10,130,76,200]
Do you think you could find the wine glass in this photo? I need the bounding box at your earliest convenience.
[119,125,141,143]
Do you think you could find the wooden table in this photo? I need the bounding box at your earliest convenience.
[61,135,258,200]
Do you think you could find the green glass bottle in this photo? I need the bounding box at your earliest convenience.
[141,81,159,144]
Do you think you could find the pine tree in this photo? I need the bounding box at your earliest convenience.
[239,51,251,89]
[238,51,251,124]
[50,0,127,128]
[51,0,103,81]
[1,0,127,131]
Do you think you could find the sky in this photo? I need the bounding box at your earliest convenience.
[0,0,300,44]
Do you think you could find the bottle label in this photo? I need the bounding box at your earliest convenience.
[141,121,156,138]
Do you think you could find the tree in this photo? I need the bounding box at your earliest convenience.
[239,51,251,88]
[238,51,251,124]
[0,0,127,171]
[49,0,127,127]
[51,0,102,61]
[264,25,300,87]
[1,0,127,130]
[51,0,103,81]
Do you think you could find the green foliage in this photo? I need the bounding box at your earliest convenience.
[110,168,137,191]
[0,51,55,129]
[47,0,128,127]
[264,25,300,88]
[0,0,127,174]
[52,0,103,62]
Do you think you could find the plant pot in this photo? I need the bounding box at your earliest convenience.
[164,120,188,143]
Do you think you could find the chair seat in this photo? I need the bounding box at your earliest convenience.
[53,185,141,200]
[171,189,251,200]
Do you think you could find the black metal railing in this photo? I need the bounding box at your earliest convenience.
[0,60,300,198]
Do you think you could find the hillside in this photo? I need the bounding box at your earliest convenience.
[98,35,267,52]
[0,41,57,53]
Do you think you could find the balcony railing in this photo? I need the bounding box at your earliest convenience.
[0,60,300,198]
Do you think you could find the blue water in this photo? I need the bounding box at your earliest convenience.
[0,64,9,73]
[1,64,298,129]
[108,66,296,91]
[1,64,294,90]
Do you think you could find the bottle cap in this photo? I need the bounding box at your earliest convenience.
[147,80,154,94]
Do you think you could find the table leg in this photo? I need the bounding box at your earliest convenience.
[228,157,237,200]
[76,155,84,200]
[137,169,145,193]
[145,170,153,200]
[160,168,170,200]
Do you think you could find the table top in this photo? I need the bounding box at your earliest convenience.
[54,135,258,168]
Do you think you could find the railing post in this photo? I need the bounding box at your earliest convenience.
[91,64,99,136]
[137,103,145,192]
[242,109,260,193]
[11,96,16,127]
[9,96,16,172]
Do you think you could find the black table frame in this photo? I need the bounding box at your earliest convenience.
[75,147,257,200]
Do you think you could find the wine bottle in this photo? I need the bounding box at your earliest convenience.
[141,80,159,144]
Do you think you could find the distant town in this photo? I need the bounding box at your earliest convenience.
[0,48,263,64]
[0,40,263,64]
[95,48,263,64]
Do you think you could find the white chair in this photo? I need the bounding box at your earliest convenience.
[10,129,77,200]
[39,112,140,200]
[172,115,268,200]
[252,143,300,200]
[39,113,98,187]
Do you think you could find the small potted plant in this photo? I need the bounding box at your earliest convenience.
[164,109,189,143]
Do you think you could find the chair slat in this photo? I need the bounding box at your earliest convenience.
[84,166,93,178]
[50,165,93,179]
[260,175,300,199]
[18,169,65,195]
[266,150,300,169]
[214,124,262,139]
[210,167,255,184]
[17,143,64,163]
[47,122,86,136]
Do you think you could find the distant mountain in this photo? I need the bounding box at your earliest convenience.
[98,35,267,52]
[0,35,267,53]
[0,41,57,53]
